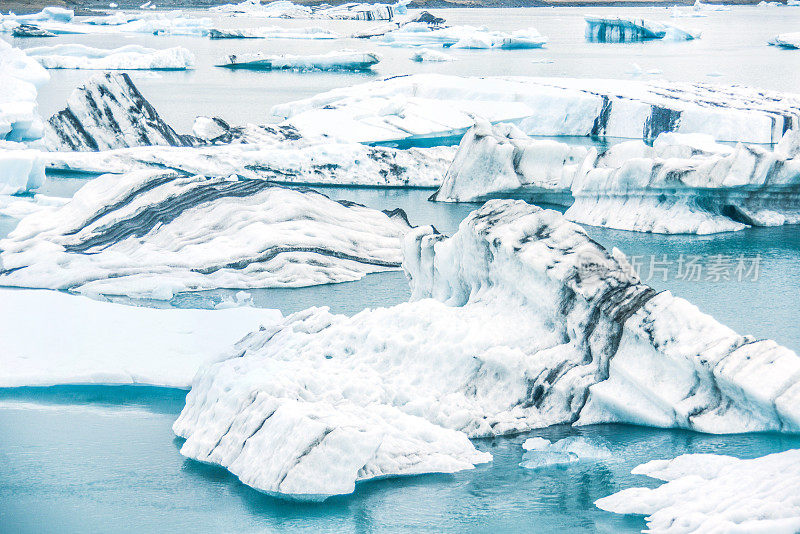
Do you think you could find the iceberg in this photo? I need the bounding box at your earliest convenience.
[271,74,800,145]
[0,7,73,23]
[172,200,800,500]
[25,44,195,70]
[410,48,454,62]
[0,141,45,195]
[44,141,454,187]
[217,50,380,71]
[431,119,800,234]
[210,0,314,18]
[596,450,800,533]
[585,17,699,43]
[46,72,194,151]
[520,436,612,469]
[0,288,282,389]
[209,26,338,39]
[0,39,49,143]
[0,171,414,298]
[315,1,408,21]
[770,32,800,49]
[210,0,407,20]
[375,23,547,49]
[0,11,212,37]
[11,24,56,37]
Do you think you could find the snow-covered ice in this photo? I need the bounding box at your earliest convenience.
[431,119,800,234]
[272,74,800,144]
[172,200,800,500]
[0,171,414,298]
[0,7,73,24]
[1,12,212,37]
[596,450,800,533]
[209,26,337,39]
[210,0,407,20]
[0,288,282,389]
[375,23,546,49]
[25,44,195,70]
[217,50,380,71]
[46,72,193,151]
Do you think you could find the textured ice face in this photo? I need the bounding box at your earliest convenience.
[584,16,699,43]
[271,74,800,144]
[24,44,196,70]
[0,171,413,298]
[46,72,194,151]
[174,200,800,500]
[0,39,49,143]
[432,119,800,234]
[596,450,800,533]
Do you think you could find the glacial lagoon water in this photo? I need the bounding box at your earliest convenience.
[3,5,800,531]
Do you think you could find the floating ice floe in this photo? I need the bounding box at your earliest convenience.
[375,23,547,49]
[25,44,195,70]
[210,0,407,20]
[432,119,800,234]
[770,32,800,49]
[46,72,194,151]
[0,171,413,298]
[0,7,73,23]
[272,74,800,144]
[173,200,800,501]
[0,288,282,389]
[209,26,338,39]
[596,450,800,533]
[585,16,699,42]
[217,50,380,71]
[410,48,454,62]
[11,24,56,37]
[520,436,612,469]
[0,193,67,219]
[0,39,49,143]
[0,12,213,37]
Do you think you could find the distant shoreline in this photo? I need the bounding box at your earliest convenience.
[1,0,781,16]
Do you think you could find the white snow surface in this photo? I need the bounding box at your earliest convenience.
[0,288,282,389]
[218,50,380,70]
[173,200,800,500]
[0,39,49,143]
[596,450,800,533]
[431,119,800,234]
[0,171,413,298]
[25,44,195,70]
[375,23,546,49]
[271,74,800,144]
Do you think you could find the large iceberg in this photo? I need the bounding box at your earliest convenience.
[0,171,413,298]
[585,16,699,42]
[45,140,454,187]
[431,119,800,234]
[0,38,49,143]
[0,7,73,24]
[375,23,547,49]
[46,72,194,151]
[0,288,282,389]
[0,11,212,37]
[172,200,800,500]
[596,450,800,533]
[25,44,195,70]
[271,74,800,144]
[209,26,338,39]
[217,50,380,71]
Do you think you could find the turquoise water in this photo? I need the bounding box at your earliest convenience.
[2,387,800,534]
